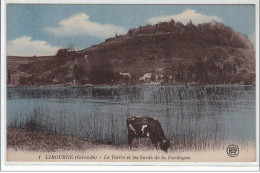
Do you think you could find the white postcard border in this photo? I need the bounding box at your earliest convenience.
[1,0,259,171]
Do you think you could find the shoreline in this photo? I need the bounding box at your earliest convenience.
[6,128,256,162]
[7,128,114,152]
[7,83,256,88]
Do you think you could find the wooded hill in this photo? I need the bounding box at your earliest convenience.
[7,20,255,86]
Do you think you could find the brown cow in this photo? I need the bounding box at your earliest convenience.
[126,116,170,152]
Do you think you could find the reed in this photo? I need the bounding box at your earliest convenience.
[7,85,256,150]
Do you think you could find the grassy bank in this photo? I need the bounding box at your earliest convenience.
[6,128,256,162]
[7,128,114,152]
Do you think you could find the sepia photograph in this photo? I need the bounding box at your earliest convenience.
[1,0,259,171]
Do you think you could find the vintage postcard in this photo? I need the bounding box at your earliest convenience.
[1,0,259,171]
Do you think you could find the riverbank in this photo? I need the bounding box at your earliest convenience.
[6,128,256,162]
[7,128,114,152]
[7,82,256,88]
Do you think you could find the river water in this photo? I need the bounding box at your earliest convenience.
[7,85,255,150]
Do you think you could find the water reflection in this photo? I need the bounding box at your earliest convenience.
[7,85,255,150]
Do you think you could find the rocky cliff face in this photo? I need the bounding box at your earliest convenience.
[8,20,255,86]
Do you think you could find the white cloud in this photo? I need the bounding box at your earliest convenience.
[148,9,222,25]
[7,36,61,56]
[45,13,126,38]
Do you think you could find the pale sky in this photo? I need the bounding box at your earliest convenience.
[7,4,255,56]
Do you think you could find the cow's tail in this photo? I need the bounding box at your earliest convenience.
[126,116,135,124]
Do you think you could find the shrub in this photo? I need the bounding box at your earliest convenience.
[89,58,120,84]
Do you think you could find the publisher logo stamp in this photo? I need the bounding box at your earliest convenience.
[227,145,239,157]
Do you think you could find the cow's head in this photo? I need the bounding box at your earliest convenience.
[160,139,170,153]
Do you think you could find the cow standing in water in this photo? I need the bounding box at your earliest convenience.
[126,116,170,152]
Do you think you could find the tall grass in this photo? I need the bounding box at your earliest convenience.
[7,85,256,150]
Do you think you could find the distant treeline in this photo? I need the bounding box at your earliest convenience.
[108,20,251,49]
[8,19,254,86]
